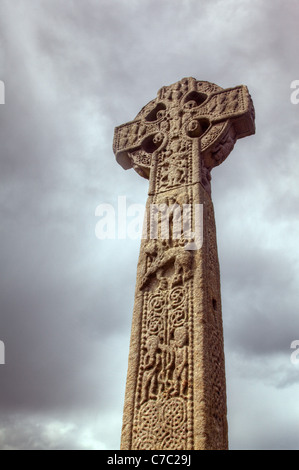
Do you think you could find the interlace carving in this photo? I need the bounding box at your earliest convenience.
[133,279,193,450]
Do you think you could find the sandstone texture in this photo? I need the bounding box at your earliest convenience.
[113,77,255,450]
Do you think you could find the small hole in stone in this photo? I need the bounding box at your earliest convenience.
[212,299,217,311]
[145,102,166,122]
[184,91,208,107]
[186,118,210,138]
[142,134,163,153]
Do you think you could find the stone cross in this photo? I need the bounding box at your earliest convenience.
[113,77,255,450]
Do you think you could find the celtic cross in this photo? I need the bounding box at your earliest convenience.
[113,77,255,450]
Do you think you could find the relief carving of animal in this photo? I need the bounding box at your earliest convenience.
[141,243,193,289]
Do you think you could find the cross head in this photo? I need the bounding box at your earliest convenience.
[113,77,255,195]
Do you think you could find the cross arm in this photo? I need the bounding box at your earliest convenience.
[208,85,255,138]
[113,114,164,174]
[189,85,255,147]
[184,85,255,168]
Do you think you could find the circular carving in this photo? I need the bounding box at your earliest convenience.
[162,398,186,430]
[169,308,186,328]
[184,100,197,110]
[169,287,186,308]
[142,133,165,153]
[144,102,166,122]
[139,400,159,430]
[161,432,185,450]
[186,118,210,138]
[157,110,166,119]
[153,132,164,145]
[149,293,165,312]
[147,312,163,335]
[188,119,200,132]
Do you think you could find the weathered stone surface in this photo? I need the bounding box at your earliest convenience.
[113,77,255,450]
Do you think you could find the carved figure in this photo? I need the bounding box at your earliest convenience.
[140,335,161,405]
[141,246,193,289]
[167,326,188,397]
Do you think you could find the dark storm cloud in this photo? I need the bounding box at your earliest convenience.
[0,0,299,450]
[0,0,136,448]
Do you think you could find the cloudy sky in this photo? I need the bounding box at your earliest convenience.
[0,0,299,450]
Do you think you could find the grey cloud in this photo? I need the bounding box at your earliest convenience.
[0,0,299,451]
